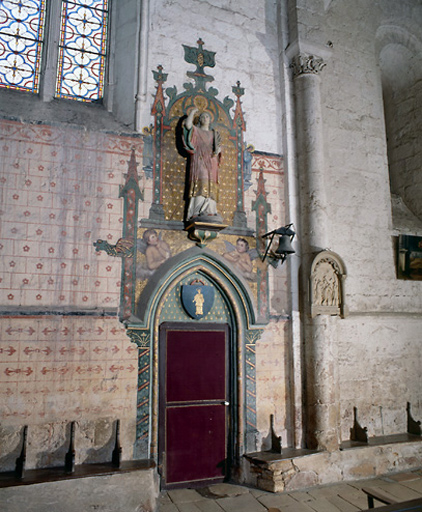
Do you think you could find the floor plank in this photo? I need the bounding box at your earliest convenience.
[277,501,318,512]
[308,484,359,499]
[327,494,362,512]
[288,491,316,502]
[217,493,267,512]
[336,489,369,510]
[257,492,299,508]
[400,478,422,494]
[305,497,344,512]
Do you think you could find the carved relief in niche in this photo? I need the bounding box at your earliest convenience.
[310,250,348,318]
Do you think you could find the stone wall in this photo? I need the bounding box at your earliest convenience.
[0,468,158,512]
[292,0,422,444]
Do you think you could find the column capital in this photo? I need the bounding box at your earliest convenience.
[290,53,326,78]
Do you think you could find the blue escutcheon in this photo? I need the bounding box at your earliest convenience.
[181,285,215,319]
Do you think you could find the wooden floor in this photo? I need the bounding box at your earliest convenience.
[158,470,422,512]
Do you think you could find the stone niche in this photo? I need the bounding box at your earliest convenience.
[309,250,348,318]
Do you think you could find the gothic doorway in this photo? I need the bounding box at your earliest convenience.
[128,249,261,486]
[159,323,231,488]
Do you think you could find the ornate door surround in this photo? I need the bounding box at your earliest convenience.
[126,247,263,478]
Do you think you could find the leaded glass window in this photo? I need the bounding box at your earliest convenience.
[0,0,46,93]
[56,0,109,102]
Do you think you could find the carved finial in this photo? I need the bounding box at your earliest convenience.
[65,421,76,474]
[183,39,216,89]
[270,414,282,453]
[407,402,422,436]
[350,407,368,443]
[232,81,245,97]
[112,419,122,468]
[152,65,168,83]
[126,148,139,182]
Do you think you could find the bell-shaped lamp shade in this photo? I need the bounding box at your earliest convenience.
[274,234,295,256]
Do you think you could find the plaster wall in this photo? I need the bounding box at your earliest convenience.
[337,314,421,441]
[381,45,422,222]
[255,319,290,449]
[110,0,140,127]
[0,115,289,469]
[321,0,422,308]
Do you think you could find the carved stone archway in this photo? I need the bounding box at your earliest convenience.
[126,247,263,474]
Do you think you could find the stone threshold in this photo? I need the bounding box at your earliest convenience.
[0,459,155,488]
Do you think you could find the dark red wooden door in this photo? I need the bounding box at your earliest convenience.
[160,325,229,488]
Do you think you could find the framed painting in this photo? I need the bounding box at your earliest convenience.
[397,234,422,280]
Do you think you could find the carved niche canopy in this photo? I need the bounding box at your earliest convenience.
[145,38,249,232]
[310,250,348,319]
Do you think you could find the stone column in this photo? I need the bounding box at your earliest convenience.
[305,315,340,452]
[291,53,329,250]
[290,52,340,451]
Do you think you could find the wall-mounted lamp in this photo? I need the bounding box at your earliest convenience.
[261,224,296,267]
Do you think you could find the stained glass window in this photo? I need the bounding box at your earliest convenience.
[56,0,109,102]
[0,0,46,93]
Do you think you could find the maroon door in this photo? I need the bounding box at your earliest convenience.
[160,324,229,488]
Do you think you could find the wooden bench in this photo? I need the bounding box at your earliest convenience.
[362,487,398,508]
[363,497,422,511]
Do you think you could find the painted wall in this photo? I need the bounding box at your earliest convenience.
[0,121,144,468]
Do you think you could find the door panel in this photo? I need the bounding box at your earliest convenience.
[166,330,226,402]
[160,325,229,488]
[166,404,226,484]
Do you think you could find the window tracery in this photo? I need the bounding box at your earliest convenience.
[0,0,46,93]
[56,0,109,101]
[0,0,109,102]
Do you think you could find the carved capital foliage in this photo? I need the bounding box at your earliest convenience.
[126,328,151,348]
[291,53,326,78]
[245,328,264,345]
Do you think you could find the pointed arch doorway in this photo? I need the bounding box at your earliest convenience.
[127,248,262,490]
[159,323,231,488]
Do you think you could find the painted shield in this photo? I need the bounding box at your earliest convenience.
[181,285,215,319]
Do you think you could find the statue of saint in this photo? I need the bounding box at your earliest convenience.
[182,108,222,221]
